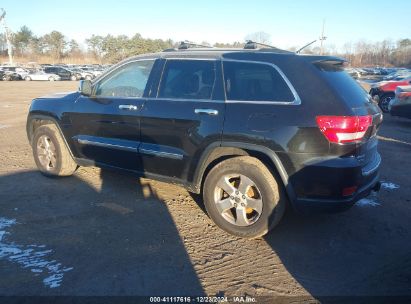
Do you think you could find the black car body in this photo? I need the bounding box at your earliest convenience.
[44,66,77,80]
[26,47,383,237]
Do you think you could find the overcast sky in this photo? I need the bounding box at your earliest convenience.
[1,0,410,49]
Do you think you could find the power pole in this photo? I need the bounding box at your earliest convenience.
[319,19,327,55]
[0,8,13,65]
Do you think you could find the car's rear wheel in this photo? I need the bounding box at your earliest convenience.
[48,76,55,81]
[379,93,394,113]
[25,76,32,81]
[70,75,77,81]
[32,125,78,177]
[203,156,286,238]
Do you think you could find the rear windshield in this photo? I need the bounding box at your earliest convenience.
[315,62,369,107]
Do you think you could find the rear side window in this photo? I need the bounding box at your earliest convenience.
[223,61,294,102]
[158,60,216,100]
[315,61,369,107]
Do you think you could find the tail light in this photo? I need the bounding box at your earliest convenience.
[342,186,358,196]
[316,115,372,143]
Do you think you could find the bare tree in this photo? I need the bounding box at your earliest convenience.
[245,31,271,44]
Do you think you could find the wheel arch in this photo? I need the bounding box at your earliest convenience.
[193,142,296,203]
[26,114,75,159]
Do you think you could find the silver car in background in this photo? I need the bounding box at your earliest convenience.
[24,70,61,81]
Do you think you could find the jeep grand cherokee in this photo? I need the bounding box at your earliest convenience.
[26,43,382,238]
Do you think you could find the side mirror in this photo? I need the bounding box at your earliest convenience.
[79,80,92,96]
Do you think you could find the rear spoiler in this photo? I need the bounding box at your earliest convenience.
[304,56,347,71]
[313,58,347,67]
[300,55,347,65]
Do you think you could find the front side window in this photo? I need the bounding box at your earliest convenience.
[158,60,216,100]
[95,60,154,98]
[223,61,294,102]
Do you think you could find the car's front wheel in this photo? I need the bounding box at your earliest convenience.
[70,75,77,81]
[203,156,286,238]
[32,125,78,177]
[48,76,55,81]
[25,76,32,81]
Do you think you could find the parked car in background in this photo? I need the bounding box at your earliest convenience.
[383,69,411,81]
[0,66,29,79]
[69,68,95,80]
[345,68,361,79]
[24,70,61,81]
[389,86,411,119]
[44,66,77,81]
[81,67,104,78]
[369,76,411,112]
[1,70,22,81]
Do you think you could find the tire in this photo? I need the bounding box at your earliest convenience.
[379,93,394,113]
[70,75,77,81]
[203,156,286,239]
[25,76,32,81]
[32,125,78,177]
[85,75,92,80]
[48,77,55,81]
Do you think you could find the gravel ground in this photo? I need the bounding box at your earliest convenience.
[0,82,410,299]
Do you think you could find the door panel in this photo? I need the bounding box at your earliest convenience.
[139,99,225,180]
[68,59,156,170]
[70,96,143,170]
[139,59,225,181]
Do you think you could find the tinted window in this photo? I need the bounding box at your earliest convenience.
[315,62,370,107]
[159,60,216,100]
[223,61,294,102]
[95,60,154,98]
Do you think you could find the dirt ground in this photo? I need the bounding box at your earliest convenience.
[0,82,410,299]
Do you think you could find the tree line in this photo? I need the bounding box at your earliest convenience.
[0,26,410,67]
[296,38,411,68]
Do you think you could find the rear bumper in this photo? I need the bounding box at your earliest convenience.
[287,152,381,213]
[294,172,380,213]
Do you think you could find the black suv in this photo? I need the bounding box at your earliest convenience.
[44,66,78,81]
[26,44,382,238]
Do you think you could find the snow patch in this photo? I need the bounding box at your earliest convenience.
[356,198,381,207]
[381,182,400,190]
[0,217,73,288]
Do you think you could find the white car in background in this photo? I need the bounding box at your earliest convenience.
[24,70,61,81]
[81,67,104,77]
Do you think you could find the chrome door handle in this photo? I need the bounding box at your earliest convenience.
[119,105,138,111]
[194,109,218,116]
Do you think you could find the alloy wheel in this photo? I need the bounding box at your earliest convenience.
[213,174,263,226]
[36,135,57,171]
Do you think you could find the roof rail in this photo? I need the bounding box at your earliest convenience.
[178,41,213,50]
[244,40,276,50]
